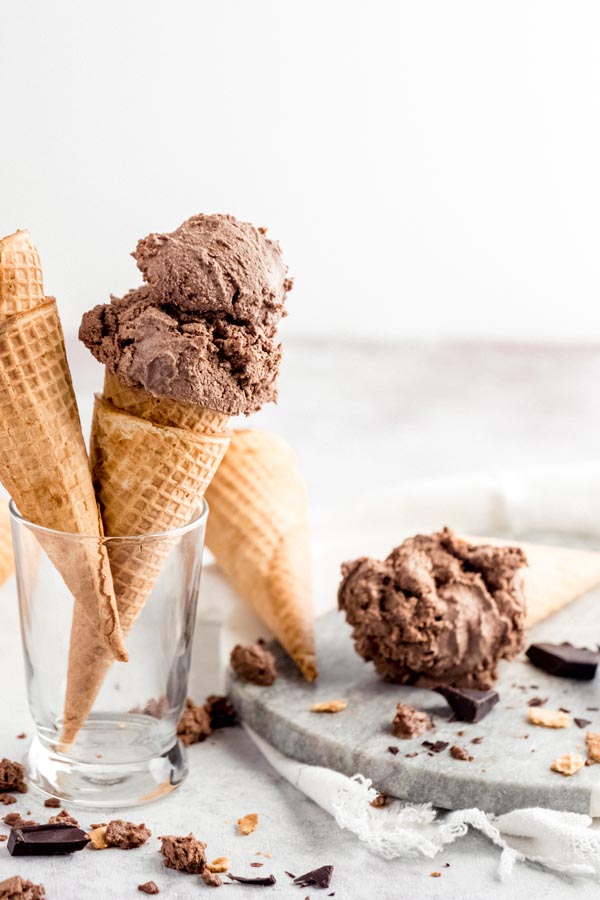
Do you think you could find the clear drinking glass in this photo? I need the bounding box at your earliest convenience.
[9,500,208,808]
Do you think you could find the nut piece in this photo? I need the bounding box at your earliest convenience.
[207,857,230,873]
[586,731,600,763]
[237,813,259,836]
[88,826,109,850]
[551,753,585,776]
[528,708,571,729]
[310,700,348,714]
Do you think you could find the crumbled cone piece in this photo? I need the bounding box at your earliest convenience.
[43,798,61,809]
[586,731,600,763]
[202,869,222,888]
[310,700,348,714]
[551,753,585,776]
[0,759,27,794]
[159,834,207,873]
[88,826,109,850]
[528,708,571,728]
[207,858,231,873]
[450,746,474,762]
[48,809,78,827]
[138,883,159,895]
[0,876,46,899]
[392,704,433,739]
[105,820,151,849]
[177,699,212,747]
[206,695,238,729]
[230,644,277,686]
[237,813,259,835]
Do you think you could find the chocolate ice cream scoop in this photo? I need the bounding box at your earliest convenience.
[79,214,292,415]
[338,527,527,689]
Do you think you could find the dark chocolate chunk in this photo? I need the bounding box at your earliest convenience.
[294,866,334,889]
[575,717,592,729]
[205,694,238,729]
[7,823,90,856]
[526,642,599,680]
[434,685,499,723]
[387,746,399,755]
[527,697,547,707]
[227,874,276,886]
[422,740,449,753]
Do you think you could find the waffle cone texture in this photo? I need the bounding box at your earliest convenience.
[60,395,231,744]
[0,231,125,663]
[205,429,317,681]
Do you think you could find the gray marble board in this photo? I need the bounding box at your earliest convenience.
[229,591,600,816]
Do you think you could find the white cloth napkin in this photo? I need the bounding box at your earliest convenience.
[192,459,600,880]
[245,726,600,881]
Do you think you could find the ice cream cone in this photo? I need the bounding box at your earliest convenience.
[60,397,230,744]
[0,229,44,317]
[103,371,230,433]
[0,231,125,660]
[465,535,600,625]
[204,429,317,681]
[0,500,14,587]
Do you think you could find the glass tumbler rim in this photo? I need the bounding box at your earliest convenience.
[8,497,209,542]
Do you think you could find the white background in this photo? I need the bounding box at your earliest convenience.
[2,0,600,342]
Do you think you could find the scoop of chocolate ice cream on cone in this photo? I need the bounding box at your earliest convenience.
[63,213,294,743]
[338,527,527,689]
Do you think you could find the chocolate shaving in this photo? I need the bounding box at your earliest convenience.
[575,718,592,729]
[527,697,547,707]
[294,866,334,889]
[227,874,276,886]
[387,746,399,755]
[422,740,449,753]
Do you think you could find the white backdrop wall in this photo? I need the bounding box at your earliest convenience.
[1,0,600,342]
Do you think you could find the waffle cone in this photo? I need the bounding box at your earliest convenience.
[61,397,230,744]
[0,229,44,317]
[0,232,125,662]
[465,534,600,625]
[103,371,230,433]
[205,429,317,681]
[0,500,14,587]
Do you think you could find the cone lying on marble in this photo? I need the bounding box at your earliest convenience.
[61,396,230,745]
[466,534,600,625]
[205,429,317,681]
[0,230,125,661]
[0,501,14,587]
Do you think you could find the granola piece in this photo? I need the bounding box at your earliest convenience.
[528,708,571,728]
[310,700,348,714]
[450,745,474,762]
[104,820,151,849]
[586,731,600,762]
[230,644,277,686]
[2,813,37,828]
[237,813,259,835]
[0,876,45,899]
[0,796,16,806]
[551,753,585,776]
[43,798,61,809]
[207,858,230,873]
[369,793,388,808]
[0,760,26,794]
[159,833,206,873]
[392,704,433,739]
[48,809,79,827]
[177,699,212,747]
[137,883,159,895]
[202,869,222,887]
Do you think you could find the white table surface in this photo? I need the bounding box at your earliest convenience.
[2,337,600,899]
